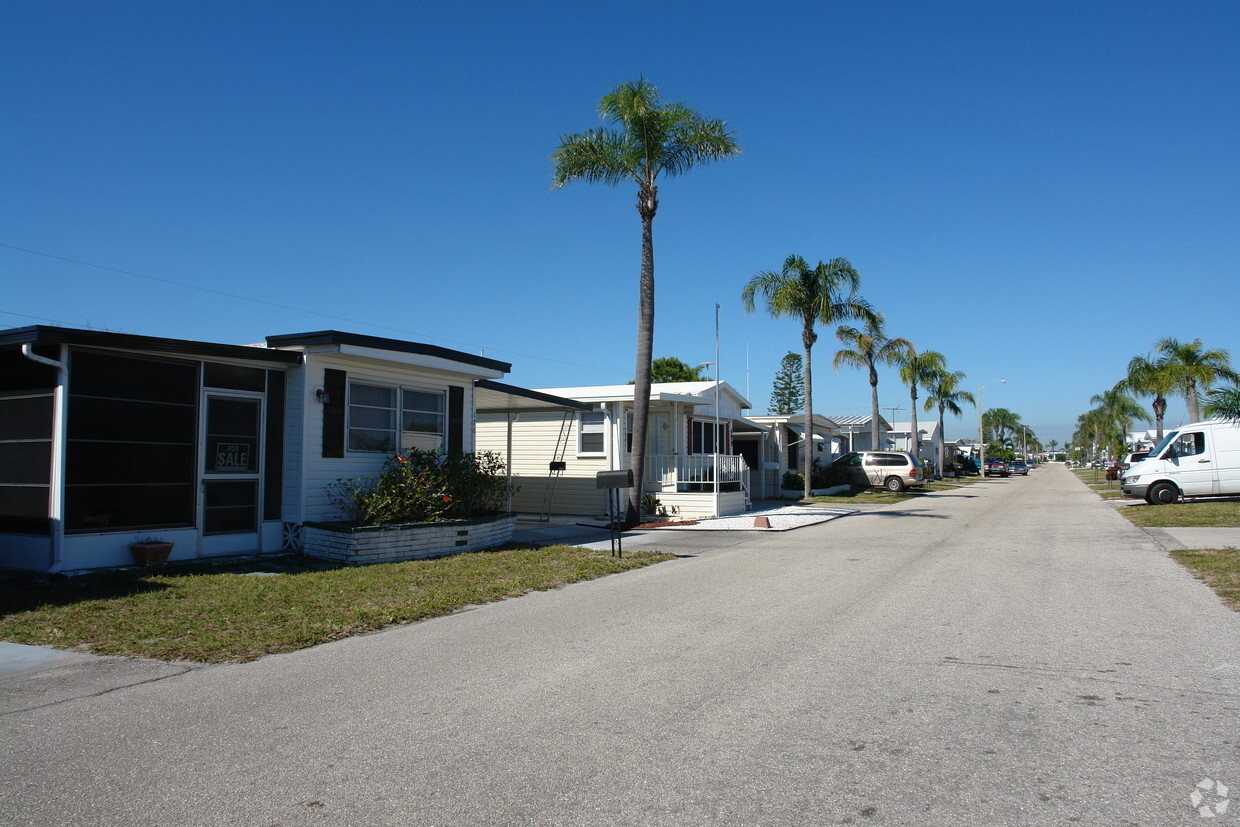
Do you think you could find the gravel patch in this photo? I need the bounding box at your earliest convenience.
[647,504,854,531]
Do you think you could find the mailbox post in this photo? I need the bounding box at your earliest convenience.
[596,470,633,558]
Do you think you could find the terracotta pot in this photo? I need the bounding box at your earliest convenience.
[129,542,173,566]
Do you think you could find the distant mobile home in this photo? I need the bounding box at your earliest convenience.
[476,381,780,519]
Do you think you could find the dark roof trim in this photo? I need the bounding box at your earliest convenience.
[266,330,511,373]
[0,325,302,364]
[475,379,592,413]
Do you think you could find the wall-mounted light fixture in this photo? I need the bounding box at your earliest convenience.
[315,388,331,404]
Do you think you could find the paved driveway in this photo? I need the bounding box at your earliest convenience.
[2,465,1237,824]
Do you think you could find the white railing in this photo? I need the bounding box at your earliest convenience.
[644,455,749,493]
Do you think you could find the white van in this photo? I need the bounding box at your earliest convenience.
[1121,420,1240,504]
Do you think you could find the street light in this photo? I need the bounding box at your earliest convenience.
[978,378,1006,474]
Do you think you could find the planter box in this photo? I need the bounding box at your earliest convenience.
[129,542,174,566]
[301,514,516,566]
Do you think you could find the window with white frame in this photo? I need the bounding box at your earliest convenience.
[690,419,728,454]
[348,381,446,453]
[578,411,606,455]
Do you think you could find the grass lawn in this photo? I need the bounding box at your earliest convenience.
[1169,548,1240,611]
[1117,499,1240,527]
[0,545,673,663]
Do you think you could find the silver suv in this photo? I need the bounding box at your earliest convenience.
[830,451,925,492]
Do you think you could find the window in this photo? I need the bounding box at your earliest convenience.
[1171,432,1205,458]
[690,420,728,454]
[348,382,447,453]
[348,383,397,452]
[65,351,197,532]
[579,412,605,455]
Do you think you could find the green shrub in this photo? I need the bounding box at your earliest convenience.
[782,471,805,490]
[327,449,511,526]
[813,461,850,488]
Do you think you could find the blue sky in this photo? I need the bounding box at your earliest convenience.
[4,1,1237,446]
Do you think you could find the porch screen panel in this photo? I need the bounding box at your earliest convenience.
[0,349,57,533]
[264,370,284,520]
[65,350,197,532]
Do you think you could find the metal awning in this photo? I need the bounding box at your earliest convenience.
[474,380,592,414]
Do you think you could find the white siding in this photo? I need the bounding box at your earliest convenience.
[476,412,609,517]
[298,354,479,524]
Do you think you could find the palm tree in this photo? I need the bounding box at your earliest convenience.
[923,370,975,474]
[982,407,1021,447]
[553,79,740,524]
[893,348,946,467]
[1203,382,1240,421]
[1090,385,1147,447]
[1155,337,1239,424]
[833,314,912,454]
[742,255,873,497]
[1048,439,1059,457]
[1122,351,1178,442]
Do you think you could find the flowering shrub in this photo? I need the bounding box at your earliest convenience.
[327,449,512,526]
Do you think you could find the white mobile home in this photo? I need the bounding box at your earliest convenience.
[476,381,773,518]
[0,326,578,574]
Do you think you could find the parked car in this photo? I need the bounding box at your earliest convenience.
[1008,460,1029,475]
[1122,420,1240,504]
[984,458,1009,477]
[830,451,926,492]
[1119,450,1150,471]
[956,457,980,476]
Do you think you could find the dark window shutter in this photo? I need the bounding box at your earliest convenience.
[322,369,346,458]
[447,385,464,453]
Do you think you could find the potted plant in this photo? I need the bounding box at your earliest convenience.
[129,537,174,566]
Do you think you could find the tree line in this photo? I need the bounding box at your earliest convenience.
[1071,338,1239,462]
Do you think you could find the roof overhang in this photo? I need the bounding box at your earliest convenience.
[0,325,302,365]
[474,380,593,414]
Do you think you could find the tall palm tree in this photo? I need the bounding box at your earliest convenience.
[553,79,740,524]
[1122,351,1178,442]
[1048,439,1059,456]
[1155,337,1239,424]
[893,347,946,467]
[833,314,912,453]
[923,370,975,474]
[742,255,873,497]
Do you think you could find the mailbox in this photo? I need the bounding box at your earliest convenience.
[595,469,633,489]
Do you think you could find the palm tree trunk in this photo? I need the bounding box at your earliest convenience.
[1187,379,1200,423]
[869,365,880,451]
[937,403,946,474]
[1153,396,1166,442]
[908,383,920,471]
[626,191,656,525]
[802,328,814,499]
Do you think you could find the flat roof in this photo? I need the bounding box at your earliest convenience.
[0,325,303,364]
[266,330,510,373]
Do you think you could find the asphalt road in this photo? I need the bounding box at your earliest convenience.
[2,465,1238,825]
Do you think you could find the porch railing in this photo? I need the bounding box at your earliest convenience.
[644,455,749,496]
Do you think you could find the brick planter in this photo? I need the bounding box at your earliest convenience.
[302,513,516,566]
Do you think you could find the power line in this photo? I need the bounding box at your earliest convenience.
[0,242,627,376]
